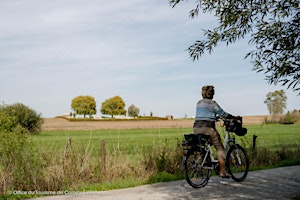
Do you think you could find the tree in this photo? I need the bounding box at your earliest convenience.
[71,95,96,118]
[0,103,43,134]
[264,90,287,122]
[169,0,300,93]
[128,104,140,118]
[100,96,126,118]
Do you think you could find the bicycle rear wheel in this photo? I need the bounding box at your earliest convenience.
[184,148,211,188]
[226,144,249,182]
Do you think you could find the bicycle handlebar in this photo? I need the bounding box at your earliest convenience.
[219,116,247,136]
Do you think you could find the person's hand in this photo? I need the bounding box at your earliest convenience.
[235,116,242,123]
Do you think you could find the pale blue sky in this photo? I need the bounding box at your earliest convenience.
[0,0,299,118]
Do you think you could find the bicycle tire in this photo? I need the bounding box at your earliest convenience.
[226,144,249,182]
[184,147,211,188]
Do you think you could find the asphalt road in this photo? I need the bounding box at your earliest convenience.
[29,165,300,200]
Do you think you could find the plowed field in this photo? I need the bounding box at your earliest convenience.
[42,116,271,131]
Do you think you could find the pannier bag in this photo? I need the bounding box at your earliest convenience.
[225,117,247,136]
[184,134,210,146]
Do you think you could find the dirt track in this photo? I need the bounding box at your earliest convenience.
[42,116,270,131]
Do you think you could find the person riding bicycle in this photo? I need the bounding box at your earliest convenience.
[193,85,236,178]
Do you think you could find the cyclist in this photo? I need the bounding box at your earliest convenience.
[193,85,236,178]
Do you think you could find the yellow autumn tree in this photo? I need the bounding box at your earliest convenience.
[100,96,126,118]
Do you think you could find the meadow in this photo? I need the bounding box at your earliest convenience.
[31,123,300,187]
[32,123,300,154]
[1,123,300,199]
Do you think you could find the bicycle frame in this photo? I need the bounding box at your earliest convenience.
[197,129,239,170]
[223,129,238,149]
[202,144,218,166]
[205,130,233,160]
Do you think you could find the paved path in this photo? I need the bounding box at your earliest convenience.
[29,165,300,200]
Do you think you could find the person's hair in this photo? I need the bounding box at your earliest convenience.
[202,85,215,99]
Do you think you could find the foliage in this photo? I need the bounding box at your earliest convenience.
[0,112,45,195]
[264,90,287,122]
[0,110,17,132]
[71,95,96,118]
[0,132,44,193]
[100,96,126,118]
[128,104,140,118]
[280,110,300,124]
[0,103,43,134]
[169,0,300,93]
[250,145,300,168]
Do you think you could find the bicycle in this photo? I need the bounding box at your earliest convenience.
[181,117,249,188]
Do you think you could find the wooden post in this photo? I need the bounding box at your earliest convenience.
[252,135,257,159]
[100,140,106,178]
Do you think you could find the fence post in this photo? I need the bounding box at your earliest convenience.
[252,135,257,158]
[100,140,106,178]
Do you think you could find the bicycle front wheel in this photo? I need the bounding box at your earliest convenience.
[226,144,249,182]
[184,148,211,188]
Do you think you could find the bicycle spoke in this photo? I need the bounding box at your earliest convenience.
[184,149,211,188]
[226,145,249,182]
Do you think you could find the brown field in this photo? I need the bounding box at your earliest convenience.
[42,115,271,131]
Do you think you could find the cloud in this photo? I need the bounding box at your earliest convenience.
[0,0,298,118]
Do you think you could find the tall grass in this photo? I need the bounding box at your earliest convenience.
[1,124,300,198]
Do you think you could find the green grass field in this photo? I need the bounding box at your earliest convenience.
[30,123,300,179]
[31,123,300,154]
[31,128,190,157]
[239,123,300,150]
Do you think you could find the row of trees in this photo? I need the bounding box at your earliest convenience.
[71,95,140,118]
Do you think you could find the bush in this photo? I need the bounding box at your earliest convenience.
[0,113,45,194]
[0,131,45,193]
[0,111,18,132]
[280,110,300,124]
[0,103,43,134]
[263,110,300,124]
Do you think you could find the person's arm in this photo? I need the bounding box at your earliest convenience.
[213,101,235,119]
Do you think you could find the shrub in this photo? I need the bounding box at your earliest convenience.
[263,110,300,124]
[0,118,45,194]
[0,103,43,134]
[0,108,46,194]
[280,112,295,124]
[0,111,18,132]
[280,110,300,124]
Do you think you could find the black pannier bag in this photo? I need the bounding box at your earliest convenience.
[225,117,247,136]
[184,134,209,146]
[184,134,200,146]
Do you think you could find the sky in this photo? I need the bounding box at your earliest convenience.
[0,0,299,118]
